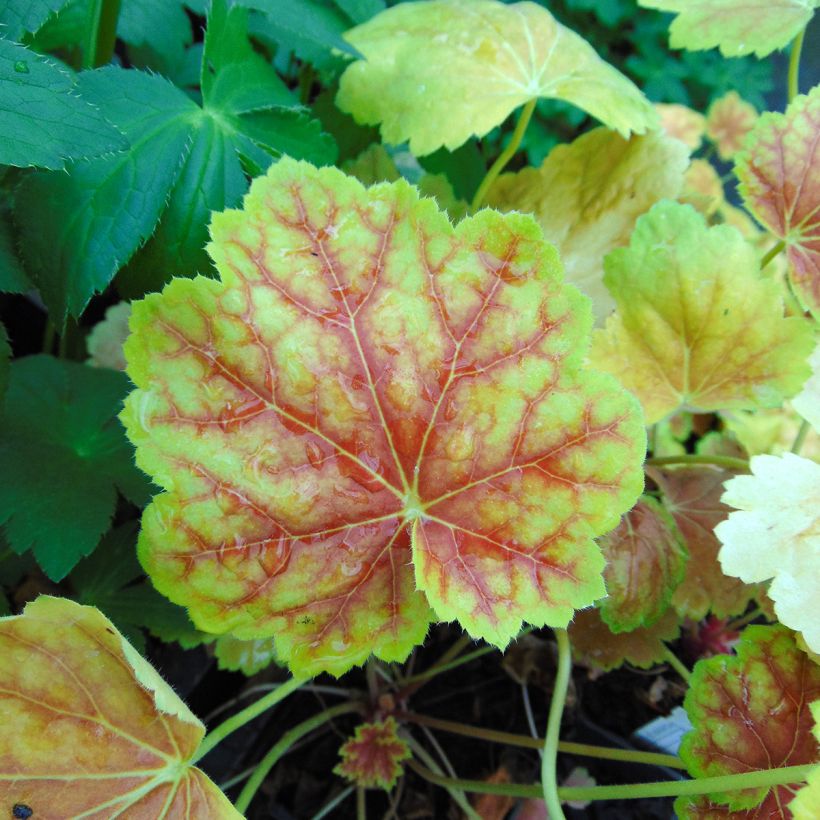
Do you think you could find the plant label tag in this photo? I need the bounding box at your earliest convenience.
[632,706,692,756]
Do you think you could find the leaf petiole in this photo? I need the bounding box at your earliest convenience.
[661,646,692,683]
[787,27,806,103]
[542,628,571,820]
[83,0,122,70]
[645,454,749,471]
[471,98,537,211]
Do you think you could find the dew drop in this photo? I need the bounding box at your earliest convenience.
[13,60,29,74]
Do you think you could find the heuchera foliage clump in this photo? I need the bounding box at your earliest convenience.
[0,0,818,817]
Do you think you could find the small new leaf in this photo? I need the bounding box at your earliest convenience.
[638,0,819,58]
[716,454,820,653]
[706,91,757,160]
[487,128,688,322]
[337,0,657,155]
[591,202,814,424]
[0,596,239,817]
[0,356,151,581]
[122,159,645,677]
[599,496,687,633]
[736,86,820,318]
[334,717,411,789]
[680,625,820,811]
[0,38,126,170]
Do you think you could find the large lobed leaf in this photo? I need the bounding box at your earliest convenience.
[486,128,688,322]
[716,453,820,653]
[638,1,819,58]
[337,0,657,156]
[736,86,820,318]
[591,202,814,425]
[0,596,238,817]
[678,625,820,815]
[122,158,646,677]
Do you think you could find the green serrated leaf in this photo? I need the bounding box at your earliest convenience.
[15,67,195,320]
[0,356,151,581]
[0,207,29,293]
[0,322,9,406]
[118,0,193,76]
[0,38,126,170]
[26,0,88,53]
[335,0,385,23]
[237,0,361,62]
[0,0,73,39]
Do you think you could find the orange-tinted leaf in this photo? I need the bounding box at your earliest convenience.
[471,766,516,820]
[0,596,238,818]
[649,467,758,620]
[656,103,707,151]
[122,159,645,677]
[569,606,680,671]
[737,87,820,317]
[599,496,687,633]
[680,625,820,811]
[706,92,758,160]
[334,717,410,789]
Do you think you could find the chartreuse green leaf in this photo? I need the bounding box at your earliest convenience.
[591,202,814,425]
[336,0,657,156]
[791,701,820,820]
[569,607,681,672]
[716,454,820,654]
[677,626,820,815]
[122,158,645,678]
[335,717,411,789]
[598,496,687,633]
[486,128,688,322]
[15,0,336,319]
[86,302,132,371]
[0,38,126,170]
[736,86,820,318]
[0,356,151,582]
[214,634,279,675]
[638,0,819,58]
[649,467,759,620]
[0,596,240,817]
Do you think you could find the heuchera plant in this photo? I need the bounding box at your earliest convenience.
[0,0,818,817]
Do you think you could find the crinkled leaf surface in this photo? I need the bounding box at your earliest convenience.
[486,128,688,323]
[15,1,335,320]
[337,0,657,156]
[649,467,758,620]
[656,103,707,151]
[638,1,819,58]
[716,454,820,653]
[677,790,808,818]
[122,158,645,677]
[0,356,151,581]
[591,202,814,424]
[706,92,757,160]
[599,496,687,633]
[0,38,126,170]
[793,344,820,434]
[0,596,239,817]
[790,701,820,820]
[334,717,411,789]
[569,606,680,672]
[680,625,820,811]
[736,87,820,318]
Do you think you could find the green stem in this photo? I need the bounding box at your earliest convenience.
[542,629,571,820]
[83,0,122,69]
[235,702,359,813]
[760,240,786,271]
[399,633,472,695]
[408,761,813,802]
[398,712,685,768]
[310,786,355,820]
[471,98,536,211]
[407,737,480,820]
[193,676,305,764]
[787,27,806,103]
[645,454,749,471]
[661,646,692,683]
[42,321,56,355]
[727,606,766,631]
[791,419,810,455]
[356,786,366,820]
